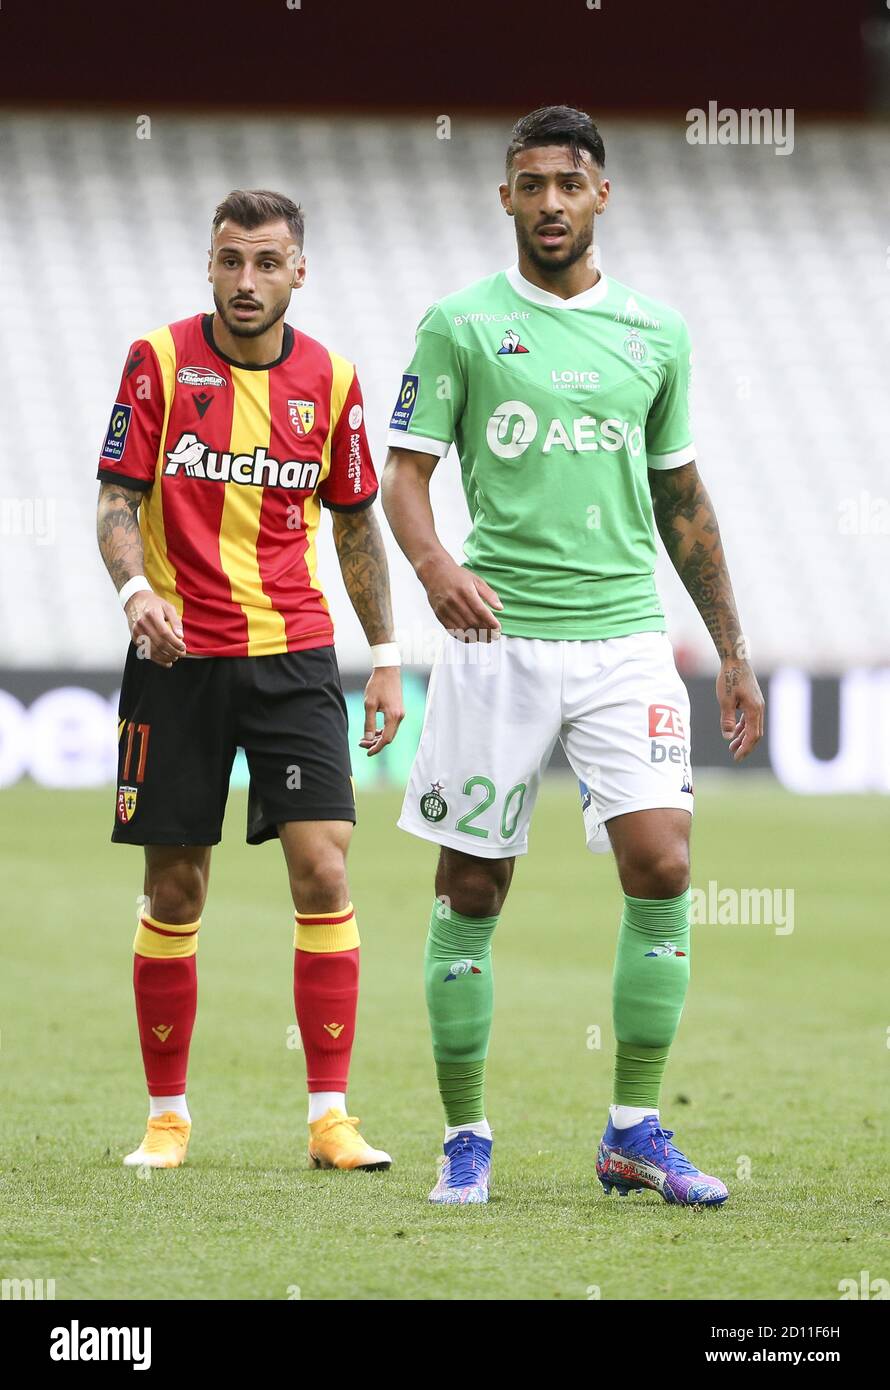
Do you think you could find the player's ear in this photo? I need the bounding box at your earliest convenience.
[207,250,213,283]
[286,244,306,288]
[499,181,513,216]
[594,178,610,216]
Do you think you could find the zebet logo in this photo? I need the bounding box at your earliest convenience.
[649,703,687,764]
[486,401,643,461]
[649,704,685,739]
[164,433,320,490]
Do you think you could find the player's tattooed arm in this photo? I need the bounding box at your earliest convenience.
[331,505,404,755]
[330,505,396,646]
[649,461,765,761]
[96,479,146,592]
[96,481,186,667]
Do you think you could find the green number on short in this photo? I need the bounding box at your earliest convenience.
[455,776,496,838]
[500,782,527,839]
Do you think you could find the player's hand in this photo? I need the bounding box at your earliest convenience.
[359,665,404,756]
[125,591,187,668]
[417,553,503,642]
[717,657,764,762]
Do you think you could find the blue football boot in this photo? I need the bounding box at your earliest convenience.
[428,1131,492,1205]
[597,1113,728,1206]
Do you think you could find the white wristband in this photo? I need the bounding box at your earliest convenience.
[370,642,401,668]
[119,575,153,609]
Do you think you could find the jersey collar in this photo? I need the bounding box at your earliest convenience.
[202,313,295,370]
[506,262,609,310]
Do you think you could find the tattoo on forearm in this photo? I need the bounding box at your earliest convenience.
[97,482,145,593]
[649,463,743,661]
[331,507,394,646]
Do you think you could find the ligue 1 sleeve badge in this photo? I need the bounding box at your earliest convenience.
[420,781,447,822]
[101,402,132,461]
[117,785,138,823]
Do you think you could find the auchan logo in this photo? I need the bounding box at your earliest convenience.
[163,432,320,490]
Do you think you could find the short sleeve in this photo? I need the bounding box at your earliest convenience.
[317,367,378,512]
[646,316,696,470]
[385,303,467,457]
[96,339,165,491]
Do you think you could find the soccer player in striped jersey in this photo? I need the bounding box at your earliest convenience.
[97,189,403,1172]
[383,108,764,1206]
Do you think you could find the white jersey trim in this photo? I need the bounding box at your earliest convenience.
[505,262,610,310]
[647,443,696,470]
[386,429,451,457]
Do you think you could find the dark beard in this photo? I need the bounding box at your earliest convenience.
[516,220,595,277]
[213,291,289,339]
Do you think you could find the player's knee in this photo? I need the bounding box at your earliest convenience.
[619,844,690,900]
[290,850,349,914]
[436,849,513,918]
[145,866,207,925]
[649,852,690,899]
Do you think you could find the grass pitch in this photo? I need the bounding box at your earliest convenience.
[1,779,887,1301]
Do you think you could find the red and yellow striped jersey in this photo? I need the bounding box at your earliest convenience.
[97,313,377,657]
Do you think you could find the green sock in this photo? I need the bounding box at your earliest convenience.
[424,899,497,1126]
[612,889,691,1109]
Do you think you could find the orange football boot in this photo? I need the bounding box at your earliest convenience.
[308,1108,391,1171]
[123,1111,191,1169]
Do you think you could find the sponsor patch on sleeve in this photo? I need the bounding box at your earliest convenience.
[389,373,419,431]
[101,403,133,461]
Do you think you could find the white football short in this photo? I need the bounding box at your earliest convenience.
[398,630,694,858]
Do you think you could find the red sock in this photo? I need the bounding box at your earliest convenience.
[294,946,360,1093]
[133,915,199,1097]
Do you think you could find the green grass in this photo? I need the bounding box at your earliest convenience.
[1,779,888,1300]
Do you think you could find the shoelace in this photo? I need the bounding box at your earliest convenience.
[644,1124,699,1176]
[315,1114,361,1139]
[444,1136,485,1187]
[143,1116,188,1151]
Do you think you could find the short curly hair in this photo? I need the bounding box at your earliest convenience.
[506,106,605,178]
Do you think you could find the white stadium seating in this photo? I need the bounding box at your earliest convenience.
[0,113,887,672]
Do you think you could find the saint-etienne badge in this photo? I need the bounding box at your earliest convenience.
[420,781,447,822]
[623,329,648,363]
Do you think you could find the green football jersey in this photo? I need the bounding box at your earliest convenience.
[387,264,695,639]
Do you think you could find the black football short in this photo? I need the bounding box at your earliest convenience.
[112,644,356,846]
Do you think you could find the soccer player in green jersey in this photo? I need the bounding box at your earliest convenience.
[382,106,764,1206]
